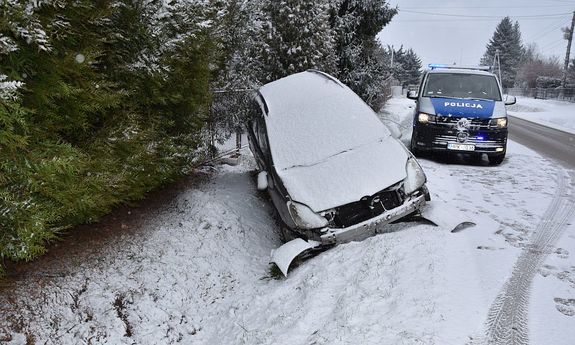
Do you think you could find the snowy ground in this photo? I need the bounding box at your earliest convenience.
[507,96,575,133]
[1,97,574,345]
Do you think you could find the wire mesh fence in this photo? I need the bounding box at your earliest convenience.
[506,87,575,102]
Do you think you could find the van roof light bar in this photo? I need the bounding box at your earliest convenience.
[427,64,491,71]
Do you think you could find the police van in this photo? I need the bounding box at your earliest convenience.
[408,64,516,165]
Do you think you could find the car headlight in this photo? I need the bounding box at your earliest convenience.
[403,157,427,195]
[287,201,328,229]
[489,117,507,128]
[418,113,436,124]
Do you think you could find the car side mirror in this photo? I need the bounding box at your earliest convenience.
[387,123,401,139]
[407,90,418,100]
[257,171,268,190]
[504,95,516,105]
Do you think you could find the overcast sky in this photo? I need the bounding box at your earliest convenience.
[377,0,575,67]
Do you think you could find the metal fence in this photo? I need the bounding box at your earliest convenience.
[506,87,575,102]
[206,89,255,158]
[378,77,401,106]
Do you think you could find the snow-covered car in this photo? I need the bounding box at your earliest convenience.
[247,70,431,275]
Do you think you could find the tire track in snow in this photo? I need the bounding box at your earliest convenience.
[481,171,575,345]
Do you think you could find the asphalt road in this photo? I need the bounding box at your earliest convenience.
[508,115,575,170]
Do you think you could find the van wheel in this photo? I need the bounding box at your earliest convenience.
[488,154,505,165]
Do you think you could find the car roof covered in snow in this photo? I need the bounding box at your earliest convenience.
[259,70,391,171]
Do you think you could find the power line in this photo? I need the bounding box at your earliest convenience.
[399,9,573,19]
[394,18,572,23]
[526,18,572,42]
[539,37,566,51]
[401,5,573,10]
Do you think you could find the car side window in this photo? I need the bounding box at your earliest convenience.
[247,97,272,164]
[247,97,259,131]
[418,73,426,95]
[256,117,270,160]
[251,118,259,140]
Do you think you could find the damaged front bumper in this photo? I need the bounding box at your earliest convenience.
[319,192,428,244]
[271,191,429,276]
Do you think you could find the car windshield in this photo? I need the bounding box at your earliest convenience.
[423,73,502,101]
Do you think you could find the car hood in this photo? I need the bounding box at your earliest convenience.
[260,71,392,172]
[277,137,409,213]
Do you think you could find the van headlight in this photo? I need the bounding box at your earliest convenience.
[489,117,507,128]
[403,157,427,195]
[418,113,436,124]
[287,201,328,229]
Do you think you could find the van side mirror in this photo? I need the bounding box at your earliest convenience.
[257,171,268,190]
[504,95,516,105]
[407,90,418,100]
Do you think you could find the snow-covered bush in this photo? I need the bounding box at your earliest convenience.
[330,0,398,109]
[0,75,24,100]
[0,0,216,267]
[536,76,562,89]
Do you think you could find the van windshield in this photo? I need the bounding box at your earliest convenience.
[423,73,502,101]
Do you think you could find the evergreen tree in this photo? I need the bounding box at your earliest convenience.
[330,0,397,109]
[0,0,217,265]
[0,0,122,261]
[211,0,254,86]
[256,0,337,83]
[401,48,422,86]
[387,46,422,87]
[0,0,405,267]
[210,0,268,90]
[481,17,524,88]
[207,1,260,148]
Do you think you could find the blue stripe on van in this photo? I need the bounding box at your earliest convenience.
[430,97,495,118]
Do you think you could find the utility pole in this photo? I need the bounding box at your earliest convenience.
[493,49,502,86]
[390,45,394,68]
[562,11,575,87]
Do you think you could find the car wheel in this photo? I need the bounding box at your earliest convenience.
[488,154,505,165]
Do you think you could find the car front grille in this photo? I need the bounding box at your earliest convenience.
[435,117,491,130]
[333,189,403,228]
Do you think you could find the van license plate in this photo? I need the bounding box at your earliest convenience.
[447,143,475,151]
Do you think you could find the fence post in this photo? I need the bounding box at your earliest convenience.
[236,129,242,155]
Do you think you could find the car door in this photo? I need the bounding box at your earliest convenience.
[246,99,297,228]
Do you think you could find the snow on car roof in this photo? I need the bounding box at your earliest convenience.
[259,71,391,171]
